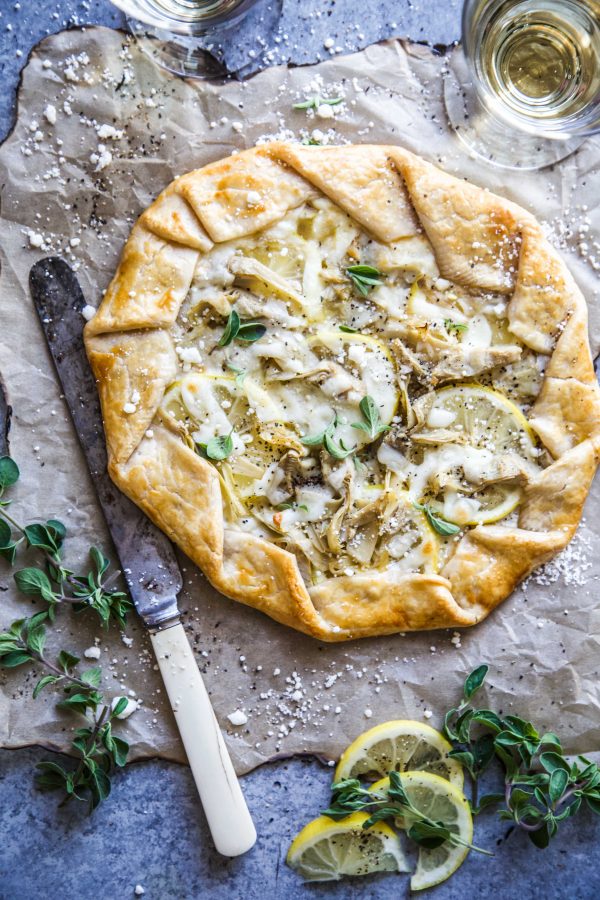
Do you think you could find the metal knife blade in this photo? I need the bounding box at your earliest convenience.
[29,257,182,629]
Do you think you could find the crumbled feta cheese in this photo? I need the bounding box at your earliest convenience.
[232,121,243,133]
[364,708,373,718]
[84,646,101,660]
[123,402,137,414]
[227,709,248,726]
[27,231,44,248]
[316,104,335,119]
[81,304,96,321]
[96,123,124,140]
[91,146,113,172]
[423,709,433,719]
[176,346,202,365]
[134,885,145,896]
[246,190,261,206]
[44,104,57,125]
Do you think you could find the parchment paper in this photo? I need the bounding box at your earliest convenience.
[1,27,599,774]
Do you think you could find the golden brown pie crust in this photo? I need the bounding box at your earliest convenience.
[84,143,600,641]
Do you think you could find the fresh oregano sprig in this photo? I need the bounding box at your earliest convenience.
[195,430,235,462]
[413,501,461,536]
[217,310,266,348]
[351,395,390,441]
[444,319,468,335]
[226,362,248,386]
[443,665,600,847]
[0,613,130,810]
[346,264,384,297]
[301,412,355,460]
[0,457,131,628]
[323,770,490,855]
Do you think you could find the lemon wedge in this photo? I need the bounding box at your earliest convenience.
[335,720,463,787]
[370,772,474,891]
[287,812,409,882]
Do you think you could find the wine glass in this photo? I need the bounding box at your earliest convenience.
[444,0,600,170]
[109,0,267,77]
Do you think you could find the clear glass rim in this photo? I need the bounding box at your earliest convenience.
[108,0,259,36]
[460,0,600,140]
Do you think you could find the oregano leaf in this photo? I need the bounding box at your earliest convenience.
[0,456,20,488]
[464,664,489,700]
[217,310,240,347]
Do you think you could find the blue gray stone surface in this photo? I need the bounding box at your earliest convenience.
[0,2,598,898]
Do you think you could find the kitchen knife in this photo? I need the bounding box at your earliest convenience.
[30,257,256,857]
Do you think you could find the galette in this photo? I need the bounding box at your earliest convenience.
[84,143,600,640]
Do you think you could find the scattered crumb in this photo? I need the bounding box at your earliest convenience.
[43,104,57,125]
[81,304,96,321]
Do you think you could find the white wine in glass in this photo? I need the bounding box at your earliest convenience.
[446,0,600,169]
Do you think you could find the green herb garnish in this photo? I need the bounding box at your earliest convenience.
[346,265,384,297]
[302,137,322,146]
[444,319,468,334]
[276,502,309,512]
[339,324,358,333]
[0,455,132,809]
[293,95,343,110]
[218,310,266,348]
[351,395,390,441]
[301,414,355,460]
[0,457,131,627]
[414,502,461,536]
[0,616,130,809]
[443,665,600,846]
[324,433,354,460]
[226,362,248,386]
[196,431,234,461]
[323,770,490,855]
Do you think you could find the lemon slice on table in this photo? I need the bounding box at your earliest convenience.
[286,811,409,882]
[334,720,463,788]
[371,772,473,891]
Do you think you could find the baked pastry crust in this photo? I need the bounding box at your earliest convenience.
[85,143,600,641]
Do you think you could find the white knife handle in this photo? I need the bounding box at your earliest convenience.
[150,622,257,856]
